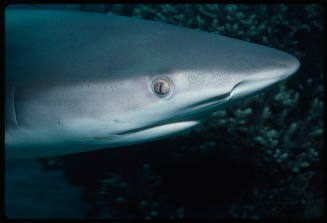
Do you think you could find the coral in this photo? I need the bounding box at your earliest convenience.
[96,163,187,219]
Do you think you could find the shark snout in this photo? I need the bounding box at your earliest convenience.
[272,52,300,80]
[229,52,300,101]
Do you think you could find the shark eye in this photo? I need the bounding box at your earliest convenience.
[152,76,174,99]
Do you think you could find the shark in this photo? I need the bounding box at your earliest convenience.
[5,9,300,159]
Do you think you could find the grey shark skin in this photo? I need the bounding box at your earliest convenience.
[5,9,300,159]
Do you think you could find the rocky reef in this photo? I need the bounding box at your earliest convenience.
[36,4,323,219]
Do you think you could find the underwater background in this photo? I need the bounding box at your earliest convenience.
[5,4,324,219]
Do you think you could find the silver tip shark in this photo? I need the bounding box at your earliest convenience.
[5,9,300,158]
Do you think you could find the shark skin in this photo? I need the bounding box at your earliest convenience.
[5,9,300,158]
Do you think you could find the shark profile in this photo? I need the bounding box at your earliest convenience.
[5,9,300,158]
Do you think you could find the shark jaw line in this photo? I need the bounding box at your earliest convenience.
[110,120,200,146]
[113,119,199,136]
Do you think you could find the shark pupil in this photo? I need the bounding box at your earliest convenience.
[154,80,170,96]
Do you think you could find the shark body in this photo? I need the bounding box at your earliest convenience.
[5,9,300,158]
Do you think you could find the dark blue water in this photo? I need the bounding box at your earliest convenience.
[5,159,90,218]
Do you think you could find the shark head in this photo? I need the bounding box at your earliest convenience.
[79,28,300,148]
[5,10,300,158]
[91,24,300,145]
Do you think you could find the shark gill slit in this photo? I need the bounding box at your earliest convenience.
[12,86,18,126]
